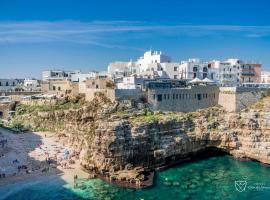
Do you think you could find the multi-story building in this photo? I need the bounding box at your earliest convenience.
[108,50,177,79]
[137,50,171,72]
[0,79,24,92]
[108,61,139,79]
[210,59,261,86]
[109,51,251,84]
[23,79,41,91]
[241,62,261,83]
[261,71,270,83]
[179,59,218,81]
[42,70,80,81]
[71,71,98,82]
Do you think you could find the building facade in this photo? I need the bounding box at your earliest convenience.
[0,79,23,92]
[23,79,41,91]
[71,71,98,82]
[148,84,219,112]
[108,61,139,79]
[42,70,80,81]
[210,59,261,86]
[179,59,219,82]
[261,71,270,83]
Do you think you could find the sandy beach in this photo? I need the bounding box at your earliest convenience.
[0,127,89,188]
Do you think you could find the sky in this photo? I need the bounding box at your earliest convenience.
[0,0,270,78]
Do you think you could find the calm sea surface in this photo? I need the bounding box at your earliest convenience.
[1,156,270,200]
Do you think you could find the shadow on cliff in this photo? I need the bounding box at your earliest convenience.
[0,127,85,200]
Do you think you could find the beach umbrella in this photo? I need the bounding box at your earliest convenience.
[189,77,203,83]
[202,78,215,83]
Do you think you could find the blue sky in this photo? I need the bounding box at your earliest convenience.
[1,0,270,78]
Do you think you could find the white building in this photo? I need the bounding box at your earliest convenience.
[137,50,171,72]
[0,79,23,92]
[117,76,146,89]
[210,59,261,86]
[71,71,98,82]
[42,70,80,81]
[23,79,41,91]
[160,63,180,79]
[108,50,176,79]
[108,61,139,79]
[261,71,270,83]
[179,59,215,80]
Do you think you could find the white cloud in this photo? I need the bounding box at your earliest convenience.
[0,21,269,48]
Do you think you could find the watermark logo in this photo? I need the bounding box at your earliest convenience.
[235,180,247,192]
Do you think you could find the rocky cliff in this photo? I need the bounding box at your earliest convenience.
[12,94,270,187]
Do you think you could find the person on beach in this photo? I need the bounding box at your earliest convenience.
[74,175,78,188]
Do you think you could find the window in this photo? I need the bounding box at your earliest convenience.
[193,73,197,78]
[58,87,61,91]
[174,66,178,71]
[173,94,175,99]
[206,94,208,98]
[0,82,1,86]
[153,94,155,100]
[174,75,177,79]
[167,94,170,99]
[203,67,207,72]
[164,94,166,100]
[157,94,162,102]
[193,67,198,72]
[197,94,202,100]
[6,82,8,86]
[96,84,99,89]
[53,86,56,90]
[203,73,207,79]
[176,94,178,99]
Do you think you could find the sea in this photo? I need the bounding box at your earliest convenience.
[1,155,270,200]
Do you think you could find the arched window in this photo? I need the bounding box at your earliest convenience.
[203,67,208,72]
[193,67,198,72]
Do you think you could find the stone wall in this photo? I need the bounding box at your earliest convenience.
[85,89,145,102]
[219,87,270,112]
[0,103,15,119]
[147,85,219,112]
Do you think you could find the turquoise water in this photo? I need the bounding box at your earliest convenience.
[1,156,270,200]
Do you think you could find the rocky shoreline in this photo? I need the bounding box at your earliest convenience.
[8,95,270,188]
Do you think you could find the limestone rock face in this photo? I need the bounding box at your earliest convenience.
[14,96,270,184]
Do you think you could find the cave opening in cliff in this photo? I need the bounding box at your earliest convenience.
[163,147,229,168]
[190,147,228,161]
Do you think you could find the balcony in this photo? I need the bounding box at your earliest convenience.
[241,72,255,76]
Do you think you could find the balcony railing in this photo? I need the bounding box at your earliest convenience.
[241,72,255,76]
